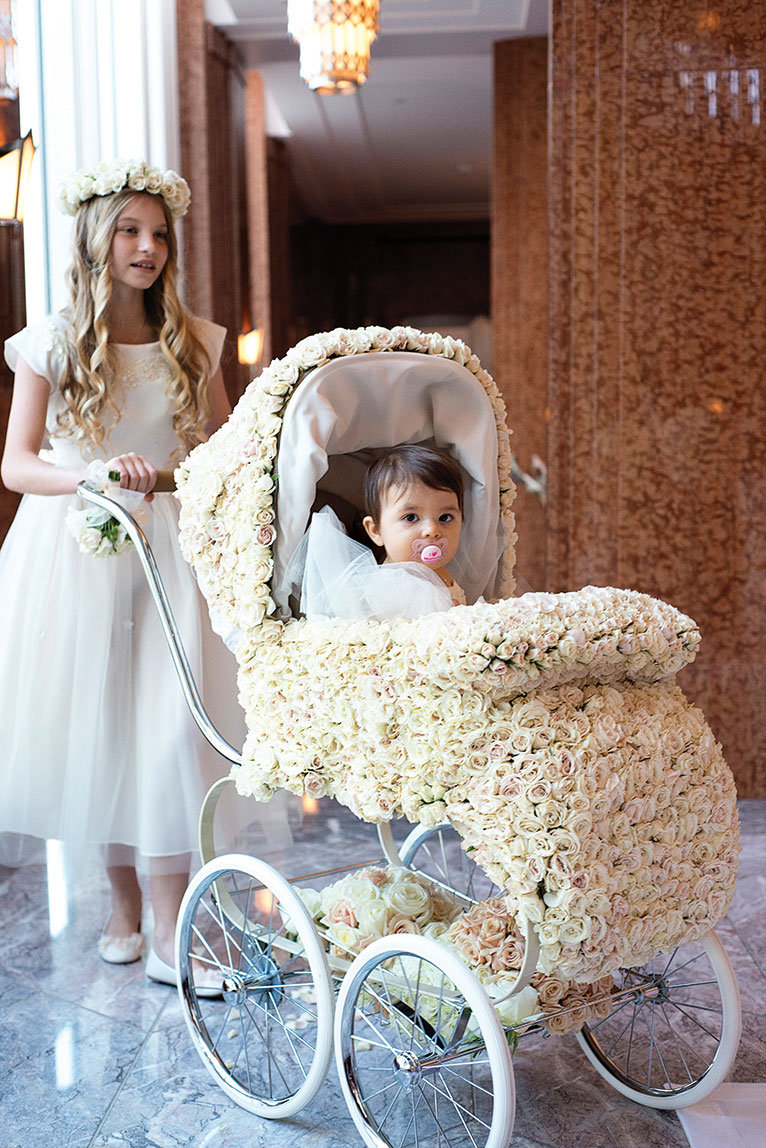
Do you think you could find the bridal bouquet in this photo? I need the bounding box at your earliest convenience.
[296,865,614,1037]
[66,461,145,557]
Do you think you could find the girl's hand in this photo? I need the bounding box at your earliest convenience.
[106,453,158,499]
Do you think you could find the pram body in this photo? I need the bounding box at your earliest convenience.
[81,326,741,1147]
[177,325,739,986]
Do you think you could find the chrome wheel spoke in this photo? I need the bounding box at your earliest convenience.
[339,944,508,1146]
[177,860,331,1115]
[577,933,739,1103]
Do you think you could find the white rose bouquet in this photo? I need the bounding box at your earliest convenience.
[295,866,461,960]
[66,461,146,557]
[298,865,614,1039]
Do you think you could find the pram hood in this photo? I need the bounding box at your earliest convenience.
[177,326,516,634]
[273,352,509,616]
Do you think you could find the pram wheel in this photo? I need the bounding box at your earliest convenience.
[175,854,334,1118]
[575,929,741,1108]
[335,933,515,1148]
[399,822,502,903]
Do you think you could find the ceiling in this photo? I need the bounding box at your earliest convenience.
[205,0,550,223]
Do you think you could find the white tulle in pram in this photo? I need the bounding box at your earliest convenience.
[285,505,455,621]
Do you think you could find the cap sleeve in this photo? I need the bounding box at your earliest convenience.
[4,315,69,390]
[191,317,227,374]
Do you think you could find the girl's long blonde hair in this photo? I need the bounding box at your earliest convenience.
[57,189,212,455]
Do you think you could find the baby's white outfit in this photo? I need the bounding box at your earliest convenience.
[287,505,466,621]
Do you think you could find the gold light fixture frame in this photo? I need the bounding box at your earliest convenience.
[0,130,35,221]
[287,0,380,95]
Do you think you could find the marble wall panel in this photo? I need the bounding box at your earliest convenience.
[492,38,548,590]
[176,3,249,401]
[548,0,766,795]
[0,222,25,545]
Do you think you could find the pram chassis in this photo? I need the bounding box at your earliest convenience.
[77,482,743,1147]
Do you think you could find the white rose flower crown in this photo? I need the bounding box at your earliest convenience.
[58,159,191,218]
[176,325,739,988]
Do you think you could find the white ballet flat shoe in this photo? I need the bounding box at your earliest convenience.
[145,947,223,998]
[98,931,144,965]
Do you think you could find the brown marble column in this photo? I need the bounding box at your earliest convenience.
[243,73,293,369]
[548,0,766,796]
[176,3,248,399]
[0,101,23,543]
[492,38,549,591]
[177,0,212,315]
[0,224,24,543]
[244,72,272,370]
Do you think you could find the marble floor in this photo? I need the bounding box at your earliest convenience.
[1,799,764,1148]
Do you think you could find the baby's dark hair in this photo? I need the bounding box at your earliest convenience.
[363,445,464,523]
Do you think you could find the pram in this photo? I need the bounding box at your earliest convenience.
[80,325,741,1148]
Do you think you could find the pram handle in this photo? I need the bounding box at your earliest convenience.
[154,469,175,492]
[75,483,243,769]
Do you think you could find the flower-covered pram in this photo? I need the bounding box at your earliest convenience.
[176,326,739,995]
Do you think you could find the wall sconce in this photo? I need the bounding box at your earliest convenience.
[238,326,265,368]
[287,0,380,94]
[0,131,35,221]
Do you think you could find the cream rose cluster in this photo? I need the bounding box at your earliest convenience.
[446,897,615,1035]
[302,867,614,1035]
[295,866,462,960]
[233,620,738,983]
[175,325,739,989]
[298,866,541,1033]
[58,159,191,218]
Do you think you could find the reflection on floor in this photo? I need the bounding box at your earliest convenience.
[1,799,764,1148]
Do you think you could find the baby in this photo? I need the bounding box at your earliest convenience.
[292,443,466,621]
[361,445,465,607]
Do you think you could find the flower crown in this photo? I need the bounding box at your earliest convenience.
[57,159,191,219]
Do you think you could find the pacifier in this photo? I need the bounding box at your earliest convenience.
[411,537,447,565]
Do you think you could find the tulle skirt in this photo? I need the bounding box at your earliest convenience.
[0,490,285,865]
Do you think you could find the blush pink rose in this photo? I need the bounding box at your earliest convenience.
[328,898,358,928]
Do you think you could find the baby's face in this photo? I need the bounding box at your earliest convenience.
[363,480,462,570]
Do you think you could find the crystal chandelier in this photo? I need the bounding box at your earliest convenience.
[287,0,380,95]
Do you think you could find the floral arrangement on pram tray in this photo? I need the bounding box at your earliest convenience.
[171,325,741,1142]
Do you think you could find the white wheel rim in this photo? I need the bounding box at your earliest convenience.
[335,933,515,1148]
[575,930,741,1109]
[176,852,334,1118]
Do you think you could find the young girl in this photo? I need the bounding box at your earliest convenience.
[0,160,243,988]
[292,444,466,620]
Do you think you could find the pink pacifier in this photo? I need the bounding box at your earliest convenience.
[411,537,447,565]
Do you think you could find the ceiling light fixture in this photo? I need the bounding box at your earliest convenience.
[287,0,380,95]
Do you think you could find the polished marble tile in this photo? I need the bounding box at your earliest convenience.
[512,1079,689,1148]
[726,880,766,979]
[1,798,765,1148]
[0,969,149,1148]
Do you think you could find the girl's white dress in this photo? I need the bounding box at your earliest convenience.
[287,506,466,620]
[0,314,249,861]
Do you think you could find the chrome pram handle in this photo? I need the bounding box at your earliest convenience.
[75,482,243,770]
